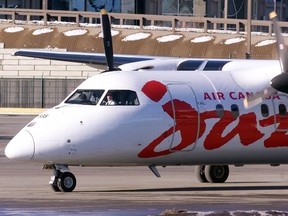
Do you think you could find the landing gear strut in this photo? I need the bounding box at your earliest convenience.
[195,165,229,183]
[49,165,77,192]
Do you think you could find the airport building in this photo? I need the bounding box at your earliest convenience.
[0,0,285,108]
[0,0,287,20]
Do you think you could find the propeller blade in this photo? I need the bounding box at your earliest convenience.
[269,11,288,93]
[270,11,288,74]
[244,11,287,109]
[100,9,115,71]
[243,87,276,109]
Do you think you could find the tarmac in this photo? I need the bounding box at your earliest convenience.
[1,112,288,215]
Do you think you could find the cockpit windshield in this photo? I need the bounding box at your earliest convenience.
[65,89,140,106]
[65,89,104,105]
[101,90,140,106]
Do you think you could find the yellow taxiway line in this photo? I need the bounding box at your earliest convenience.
[0,108,45,115]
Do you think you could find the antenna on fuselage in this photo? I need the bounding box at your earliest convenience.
[100,9,118,72]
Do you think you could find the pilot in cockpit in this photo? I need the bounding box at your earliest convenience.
[106,92,116,105]
[79,93,88,102]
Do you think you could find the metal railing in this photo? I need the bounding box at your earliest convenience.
[0,8,287,36]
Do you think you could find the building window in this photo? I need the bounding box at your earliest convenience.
[47,0,121,12]
[0,0,23,8]
[162,0,194,16]
[121,0,134,13]
[70,0,85,11]
[48,0,69,10]
[86,0,121,12]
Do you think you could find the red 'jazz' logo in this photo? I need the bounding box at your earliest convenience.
[138,80,288,158]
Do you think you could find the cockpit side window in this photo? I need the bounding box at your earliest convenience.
[101,90,140,106]
[65,89,105,105]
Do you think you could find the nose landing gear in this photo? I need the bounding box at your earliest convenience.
[48,165,77,192]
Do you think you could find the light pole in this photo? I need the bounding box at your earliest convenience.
[224,0,228,30]
[246,0,252,59]
[42,0,48,10]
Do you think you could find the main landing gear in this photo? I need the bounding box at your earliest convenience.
[48,165,77,192]
[195,165,229,183]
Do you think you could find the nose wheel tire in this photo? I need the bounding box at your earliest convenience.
[57,172,77,192]
[51,184,61,192]
[204,165,229,183]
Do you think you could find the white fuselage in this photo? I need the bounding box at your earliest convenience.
[5,59,288,167]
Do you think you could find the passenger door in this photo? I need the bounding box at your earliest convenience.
[166,83,199,151]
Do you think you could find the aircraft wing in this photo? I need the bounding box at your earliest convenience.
[13,50,155,67]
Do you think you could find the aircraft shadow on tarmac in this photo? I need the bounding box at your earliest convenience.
[76,185,288,193]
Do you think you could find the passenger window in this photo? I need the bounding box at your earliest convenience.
[65,89,104,105]
[101,90,140,106]
[231,104,239,118]
[279,104,287,117]
[261,104,269,117]
[216,104,224,118]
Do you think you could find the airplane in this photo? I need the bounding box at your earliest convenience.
[4,10,288,192]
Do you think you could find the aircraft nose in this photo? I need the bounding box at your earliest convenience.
[5,130,35,160]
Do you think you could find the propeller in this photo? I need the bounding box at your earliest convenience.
[100,9,117,71]
[269,11,288,93]
[244,11,288,108]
